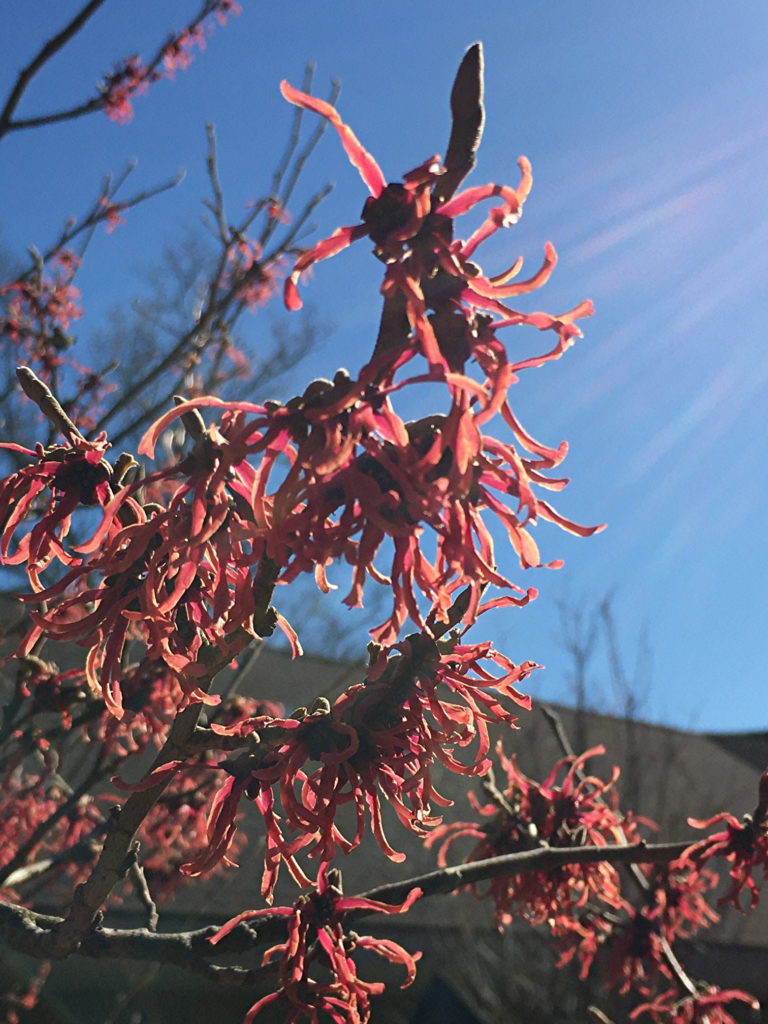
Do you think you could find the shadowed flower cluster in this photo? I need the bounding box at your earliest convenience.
[426,745,633,930]
[209,862,421,1023]
[555,860,721,1002]
[682,799,768,911]
[631,986,760,1024]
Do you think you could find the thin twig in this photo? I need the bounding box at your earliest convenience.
[0,0,109,138]
[204,124,229,244]
[2,0,225,135]
[128,848,159,932]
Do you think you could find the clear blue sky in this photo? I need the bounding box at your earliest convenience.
[2,2,767,731]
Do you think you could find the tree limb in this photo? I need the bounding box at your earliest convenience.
[0,0,109,139]
[2,839,690,968]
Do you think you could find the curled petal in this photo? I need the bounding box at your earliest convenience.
[280,81,387,197]
[274,611,303,657]
[338,886,422,916]
[138,395,264,457]
[284,224,367,310]
[537,500,606,538]
[473,242,558,299]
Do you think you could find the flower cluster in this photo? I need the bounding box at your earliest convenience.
[2,68,601,726]
[541,856,722,1004]
[101,56,150,124]
[0,251,83,378]
[0,772,104,901]
[121,635,533,900]
[8,425,287,717]
[140,351,596,646]
[99,197,127,233]
[209,863,421,1023]
[427,745,633,930]
[91,659,190,755]
[161,27,207,78]
[682,805,768,911]
[217,225,283,317]
[11,656,89,734]
[0,433,112,585]
[424,743,761,1020]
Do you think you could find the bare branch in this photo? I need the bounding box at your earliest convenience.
[352,841,691,912]
[127,848,159,932]
[0,0,109,139]
[0,840,691,971]
[204,124,229,245]
[1,0,230,137]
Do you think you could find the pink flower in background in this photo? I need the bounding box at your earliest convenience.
[214,0,242,24]
[162,27,206,78]
[1,251,83,376]
[99,198,127,233]
[102,57,150,123]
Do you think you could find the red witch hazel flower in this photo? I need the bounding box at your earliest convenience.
[213,0,242,24]
[99,197,127,233]
[426,745,633,931]
[125,632,533,901]
[91,659,189,756]
[161,27,206,78]
[555,858,721,993]
[13,655,89,733]
[209,862,421,1024]
[279,79,593,382]
[101,56,151,124]
[681,770,768,911]
[0,432,113,585]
